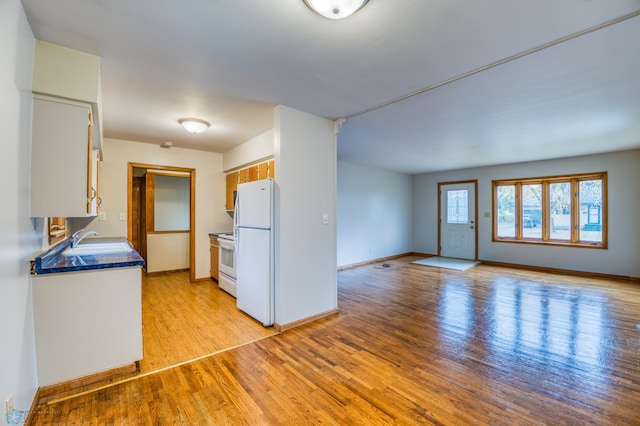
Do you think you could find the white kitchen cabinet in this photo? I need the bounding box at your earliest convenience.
[32,266,143,386]
[31,95,99,217]
[33,40,102,109]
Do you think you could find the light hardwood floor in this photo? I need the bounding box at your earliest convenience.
[139,271,278,373]
[29,257,640,424]
[33,272,278,405]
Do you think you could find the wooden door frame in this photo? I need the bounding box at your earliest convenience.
[131,176,145,261]
[128,162,197,283]
[437,180,479,260]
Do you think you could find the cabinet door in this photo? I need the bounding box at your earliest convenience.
[86,117,94,213]
[31,97,95,217]
[239,168,249,184]
[225,172,238,211]
[210,237,219,280]
[268,160,275,178]
[96,157,103,213]
[88,149,99,214]
[258,163,268,180]
[248,165,259,182]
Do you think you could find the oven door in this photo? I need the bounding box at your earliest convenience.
[218,239,236,279]
[218,272,236,297]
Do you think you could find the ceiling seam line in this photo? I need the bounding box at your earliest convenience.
[340,9,640,121]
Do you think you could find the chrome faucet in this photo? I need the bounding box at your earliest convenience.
[71,229,99,247]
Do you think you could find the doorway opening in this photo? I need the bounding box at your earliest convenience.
[127,162,197,282]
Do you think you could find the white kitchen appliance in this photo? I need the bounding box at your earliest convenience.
[217,233,236,296]
[233,178,274,326]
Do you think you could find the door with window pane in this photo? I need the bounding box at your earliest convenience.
[440,182,477,260]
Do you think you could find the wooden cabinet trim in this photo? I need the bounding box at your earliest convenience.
[210,236,219,280]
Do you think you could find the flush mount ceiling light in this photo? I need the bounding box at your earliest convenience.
[303,0,369,19]
[160,141,173,149]
[179,118,210,134]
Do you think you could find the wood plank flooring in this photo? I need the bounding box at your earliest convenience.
[31,272,278,405]
[29,257,640,424]
[139,271,278,373]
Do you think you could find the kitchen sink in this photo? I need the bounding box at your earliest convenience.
[63,242,133,256]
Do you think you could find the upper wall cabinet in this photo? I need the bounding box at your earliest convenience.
[224,159,275,211]
[32,40,103,152]
[30,41,103,217]
[31,96,99,217]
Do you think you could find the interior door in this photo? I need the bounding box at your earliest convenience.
[440,182,477,260]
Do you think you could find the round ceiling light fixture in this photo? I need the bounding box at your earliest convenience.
[179,118,210,134]
[303,0,369,19]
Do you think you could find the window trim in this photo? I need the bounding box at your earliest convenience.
[492,172,607,249]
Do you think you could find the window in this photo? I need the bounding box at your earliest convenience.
[496,185,516,238]
[447,190,469,224]
[492,172,607,248]
[549,181,571,241]
[522,183,542,239]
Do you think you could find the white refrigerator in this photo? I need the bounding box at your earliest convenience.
[233,178,274,326]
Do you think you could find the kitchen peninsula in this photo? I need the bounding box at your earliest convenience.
[31,238,144,387]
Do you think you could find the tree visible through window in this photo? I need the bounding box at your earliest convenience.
[549,181,571,241]
[492,172,607,248]
[496,185,515,238]
[579,180,603,243]
[522,184,542,239]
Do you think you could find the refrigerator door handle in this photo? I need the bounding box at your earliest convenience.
[233,191,239,227]
[233,191,239,253]
[235,232,239,259]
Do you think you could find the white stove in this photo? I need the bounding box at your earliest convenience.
[217,233,237,297]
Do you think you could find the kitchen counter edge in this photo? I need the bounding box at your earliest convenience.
[31,237,144,275]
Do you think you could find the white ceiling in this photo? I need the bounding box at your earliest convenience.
[21,0,640,174]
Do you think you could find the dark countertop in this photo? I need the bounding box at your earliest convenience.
[32,237,144,275]
[209,231,233,238]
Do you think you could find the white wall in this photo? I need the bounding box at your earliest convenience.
[337,161,412,267]
[87,138,231,280]
[223,129,274,171]
[154,175,190,231]
[147,233,190,273]
[0,0,39,413]
[274,106,337,326]
[413,149,640,278]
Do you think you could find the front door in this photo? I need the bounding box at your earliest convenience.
[439,181,477,260]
